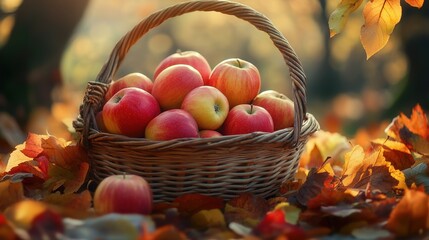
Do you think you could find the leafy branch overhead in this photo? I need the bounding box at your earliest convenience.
[329,0,424,59]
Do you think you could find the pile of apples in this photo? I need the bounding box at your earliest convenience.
[98,50,295,140]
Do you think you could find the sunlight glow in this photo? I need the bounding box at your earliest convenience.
[0,0,22,13]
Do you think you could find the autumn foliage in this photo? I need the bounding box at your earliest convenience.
[2,104,429,238]
[329,0,425,59]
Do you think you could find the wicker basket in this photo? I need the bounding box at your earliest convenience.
[73,0,320,202]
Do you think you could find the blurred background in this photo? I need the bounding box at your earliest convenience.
[0,0,428,154]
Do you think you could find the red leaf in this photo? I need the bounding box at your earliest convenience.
[253,209,307,240]
[307,188,356,210]
[21,133,45,158]
[173,193,225,216]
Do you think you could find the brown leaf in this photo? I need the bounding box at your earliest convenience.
[173,193,225,217]
[42,190,92,219]
[288,167,334,208]
[0,181,24,211]
[224,193,269,227]
[371,138,414,170]
[386,189,429,237]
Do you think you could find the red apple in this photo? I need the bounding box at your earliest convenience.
[252,90,295,131]
[102,87,160,137]
[153,50,211,84]
[93,174,152,215]
[199,130,222,138]
[222,104,274,135]
[145,109,199,140]
[181,86,229,130]
[152,64,204,110]
[207,58,261,107]
[105,72,153,101]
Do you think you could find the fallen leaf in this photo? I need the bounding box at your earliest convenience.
[386,104,429,141]
[0,214,18,240]
[360,0,402,59]
[28,207,64,239]
[252,209,307,240]
[139,225,187,240]
[64,213,154,240]
[340,145,406,192]
[371,138,414,170]
[403,162,429,192]
[386,189,429,237]
[224,193,269,227]
[351,226,392,240]
[307,188,356,210]
[42,190,92,218]
[173,193,224,217]
[329,0,364,37]
[273,202,301,225]
[288,167,335,208]
[0,181,24,211]
[321,205,362,218]
[399,126,429,156]
[190,209,226,230]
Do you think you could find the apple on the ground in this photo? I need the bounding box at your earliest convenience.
[145,109,199,141]
[207,58,261,107]
[152,64,204,110]
[93,174,152,215]
[199,130,222,138]
[105,72,153,102]
[102,87,160,137]
[222,104,274,135]
[153,50,211,84]
[181,86,229,130]
[252,90,294,130]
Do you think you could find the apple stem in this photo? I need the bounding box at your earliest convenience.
[236,59,242,68]
[122,172,126,179]
[250,104,254,114]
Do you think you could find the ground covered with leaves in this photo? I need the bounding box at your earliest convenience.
[1,104,429,239]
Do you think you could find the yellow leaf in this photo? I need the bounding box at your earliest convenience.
[190,209,226,230]
[405,0,424,8]
[360,0,402,59]
[329,0,364,37]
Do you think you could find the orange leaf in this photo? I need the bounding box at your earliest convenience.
[405,0,424,8]
[341,145,406,192]
[329,0,364,37]
[360,0,402,59]
[0,214,18,240]
[139,225,187,240]
[371,138,414,170]
[386,189,429,236]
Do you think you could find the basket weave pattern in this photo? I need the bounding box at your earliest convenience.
[73,0,319,202]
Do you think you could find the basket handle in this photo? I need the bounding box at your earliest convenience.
[95,0,308,143]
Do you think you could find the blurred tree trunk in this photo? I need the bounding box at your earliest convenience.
[386,3,429,117]
[308,0,341,100]
[0,0,89,129]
